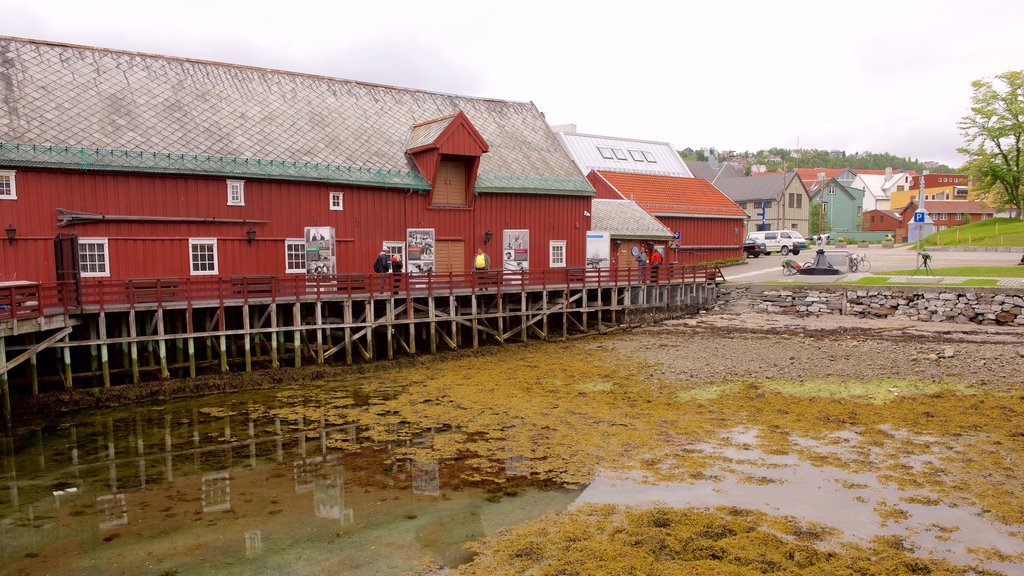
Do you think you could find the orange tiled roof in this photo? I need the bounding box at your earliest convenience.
[794,168,846,181]
[594,171,747,217]
[900,200,993,215]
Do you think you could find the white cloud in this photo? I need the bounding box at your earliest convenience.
[2,0,1020,168]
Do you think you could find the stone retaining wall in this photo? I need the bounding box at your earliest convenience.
[719,285,1024,326]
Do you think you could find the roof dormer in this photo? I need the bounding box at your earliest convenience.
[407,111,489,207]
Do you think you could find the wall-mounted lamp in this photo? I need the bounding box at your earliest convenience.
[483,229,493,245]
[246,226,256,245]
[5,224,15,244]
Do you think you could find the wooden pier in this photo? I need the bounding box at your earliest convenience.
[1,266,721,425]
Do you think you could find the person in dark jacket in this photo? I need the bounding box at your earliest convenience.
[390,254,403,293]
[374,250,391,291]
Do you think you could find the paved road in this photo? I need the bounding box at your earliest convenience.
[723,245,1024,284]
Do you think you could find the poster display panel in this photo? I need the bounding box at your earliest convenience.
[585,231,611,269]
[406,228,435,274]
[502,229,530,271]
[304,226,336,276]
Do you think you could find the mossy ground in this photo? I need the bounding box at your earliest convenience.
[252,321,1023,574]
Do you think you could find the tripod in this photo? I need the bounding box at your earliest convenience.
[911,251,933,276]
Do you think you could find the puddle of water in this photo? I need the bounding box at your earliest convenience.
[578,430,1024,573]
[0,385,579,575]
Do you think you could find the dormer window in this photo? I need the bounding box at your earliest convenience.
[597,146,614,160]
[642,151,656,162]
[227,180,245,206]
[612,148,627,161]
[628,149,645,162]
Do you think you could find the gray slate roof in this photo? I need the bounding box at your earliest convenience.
[591,199,673,240]
[407,115,456,151]
[0,37,590,194]
[682,160,742,184]
[715,173,792,202]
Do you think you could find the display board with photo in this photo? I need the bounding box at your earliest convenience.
[304,226,336,276]
[585,231,611,269]
[502,229,530,271]
[405,228,435,274]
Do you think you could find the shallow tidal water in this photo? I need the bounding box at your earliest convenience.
[3,340,1023,575]
[0,381,579,576]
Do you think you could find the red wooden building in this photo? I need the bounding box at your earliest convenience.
[862,209,902,233]
[587,171,747,263]
[0,37,593,286]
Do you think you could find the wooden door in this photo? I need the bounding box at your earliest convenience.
[53,233,81,307]
[432,160,467,206]
[434,240,465,274]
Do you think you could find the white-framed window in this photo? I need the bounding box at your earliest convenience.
[78,238,110,277]
[285,239,306,273]
[329,191,344,211]
[549,240,566,268]
[642,151,656,163]
[611,148,627,161]
[0,170,15,200]
[628,149,645,162]
[383,241,405,258]
[226,180,245,206]
[597,146,614,160]
[189,238,219,275]
[954,213,963,221]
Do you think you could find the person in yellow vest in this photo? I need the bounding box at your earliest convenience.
[474,248,490,271]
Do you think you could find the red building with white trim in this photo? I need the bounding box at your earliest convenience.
[587,171,747,264]
[0,37,593,286]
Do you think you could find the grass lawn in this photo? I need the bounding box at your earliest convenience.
[923,217,1024,247]
[840,277,1000,287]
[874,266,1024,278]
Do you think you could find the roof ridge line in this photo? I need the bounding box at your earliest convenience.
[0,35,529,105]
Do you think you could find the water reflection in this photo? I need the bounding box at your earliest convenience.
[578,427,1024,573]
[0,387,579,575]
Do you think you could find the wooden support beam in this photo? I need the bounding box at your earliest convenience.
[292,302,302,369]
[428,296,437,354]
[129,310,140,384]
[385,299,394,360]
[269,305,279,369]
[215,305,227,373]
[29,333,38,395]
[243,304,252,372]
[471,295,478,349]
[0,327,73,377]
[187,306,197,379]
[315,301,324,365]
[1,337,9,428]
[99,311,110,387]
[343,301,353,365]
[157,308,170,379]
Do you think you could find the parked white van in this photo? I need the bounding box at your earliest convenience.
[747,230,808,255]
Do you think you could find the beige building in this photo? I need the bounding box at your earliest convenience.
[715,172,811,235]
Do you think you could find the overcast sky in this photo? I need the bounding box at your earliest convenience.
[4,0,1021,168]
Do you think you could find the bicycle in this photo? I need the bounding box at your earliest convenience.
[848,252,871,273]
[781,258,801,276]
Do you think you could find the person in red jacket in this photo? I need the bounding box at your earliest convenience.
[649,248,663,281]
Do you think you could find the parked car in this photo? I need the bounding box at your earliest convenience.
[743,237,767,258]
[747,230,808,255]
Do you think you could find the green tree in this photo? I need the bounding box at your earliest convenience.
[958,70,1024,218]
[809,202,828,235]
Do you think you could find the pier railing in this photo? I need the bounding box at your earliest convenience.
[6,263,720,316]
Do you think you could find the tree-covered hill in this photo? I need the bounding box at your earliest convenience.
[680,147,956,174]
